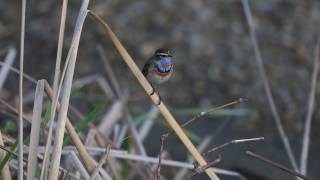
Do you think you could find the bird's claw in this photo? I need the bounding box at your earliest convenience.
[149,85,155,96]
[156,95,162,106]
[149,85,162,105]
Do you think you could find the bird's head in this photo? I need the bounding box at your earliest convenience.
[155,48,172,58]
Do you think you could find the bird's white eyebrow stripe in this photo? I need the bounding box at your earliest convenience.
[156,53,169,56]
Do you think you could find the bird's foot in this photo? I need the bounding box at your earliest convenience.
[156,94,162,106]
[149,85,162,105]
[149,85,156,96]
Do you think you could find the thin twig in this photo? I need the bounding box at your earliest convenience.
[187,155,222,180]
[164,98,247,138]
[203,137,264,156]
[156,98,246,175]
[241,0,298,171]
[156,135,166,180]
[0,98,32,123]
[246,151,310,180]
[18,0,26,179]
[300,39,320,174]
[90,145,111,180]
[0,62,37,83]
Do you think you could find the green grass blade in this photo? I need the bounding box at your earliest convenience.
[0,141,18,171]
[63,102,106,146]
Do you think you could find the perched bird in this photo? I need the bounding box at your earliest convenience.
[142,48,173,104]
[142,48,173,84]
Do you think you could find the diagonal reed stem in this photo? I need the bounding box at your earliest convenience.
[88,10,219,180]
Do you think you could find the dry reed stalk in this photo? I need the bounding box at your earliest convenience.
[138,106,159,141]
[41,0,69,179]
[300,39,320,174]
[27,80,45,180]
[98,100,125,137]
[85,129,97,146]
[56,146,243,179]
[72,75,114,98]
[69,151,90,179]
[88,10,219,180]
[0,47,16,90]
[48,1,89,178]
[0,130,12,180]
[43,81,102,180]
[241,0,298,171]
[97,45,148,156]
[18,0,26,179]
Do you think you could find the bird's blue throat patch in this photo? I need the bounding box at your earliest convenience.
[156,57,172,73]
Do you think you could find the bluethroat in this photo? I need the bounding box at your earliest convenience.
[142,48,173,105]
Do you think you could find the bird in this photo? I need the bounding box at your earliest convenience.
[142,48,173,105]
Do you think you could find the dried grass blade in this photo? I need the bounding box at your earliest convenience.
[98,100,124,137]
[138,106,159,141]
[41,0,69,179]
[69,152,90,180]
[44,82,102,179]
[27,80,45,180]
[49,1,89,178]
[0,47,16,90]
[97,46,147,156]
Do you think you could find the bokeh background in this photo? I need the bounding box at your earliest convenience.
[1,0,319,179]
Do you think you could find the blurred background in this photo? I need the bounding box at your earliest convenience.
[0,0,319,179]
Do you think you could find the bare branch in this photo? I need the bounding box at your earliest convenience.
[246,151,310,180]
[203,137,264,156]
[300,39,320,174]
[241,0,298,171]
[164,98,247,138]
